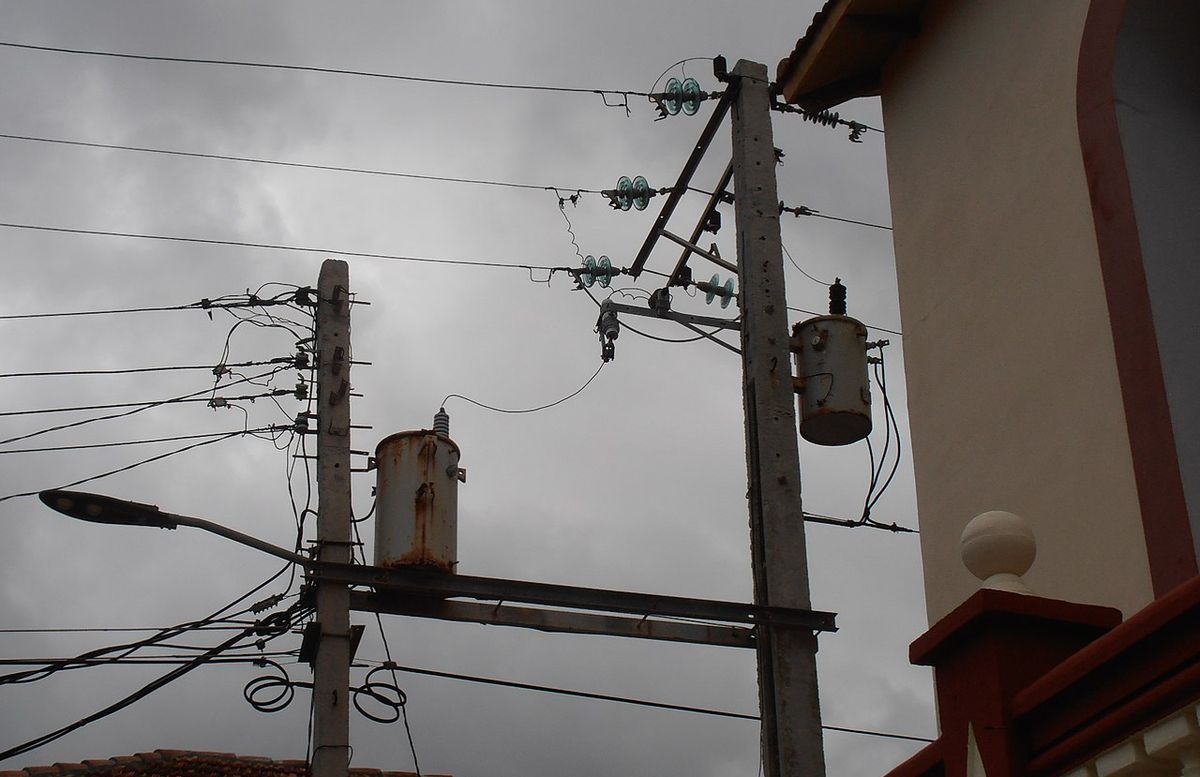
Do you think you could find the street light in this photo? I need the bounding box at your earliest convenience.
[38,489,308,567]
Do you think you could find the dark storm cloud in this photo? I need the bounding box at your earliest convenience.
[0,3,932,776]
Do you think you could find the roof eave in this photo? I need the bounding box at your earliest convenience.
[776,0,925,111]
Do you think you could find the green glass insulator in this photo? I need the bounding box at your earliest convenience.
[582,255,597,288]
[616,176,633,211]
[721,278,735,309]
[632,176,651,211]
[598,256,612,288]
[681,78,702,116]
[664,77,683,116]
[705,273,720,305]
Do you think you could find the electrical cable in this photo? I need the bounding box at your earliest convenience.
[0,604,309,763]
[345,515,421,776]
[0,365,291,447]
[0,626,255,635]
[0,389,292,418]
[0,357,290,380]
[0,292,302,322]
[0,429,256,503]
[0,132,607,196]
[648,57,716,93]
[866,351,902,515]
[441,362,604,416]
[0,221,573,273]
[0,426,282,455]
[781,244,831,287]
[580,283,732,345]
[0,40,669,100]
[361,660,935,743]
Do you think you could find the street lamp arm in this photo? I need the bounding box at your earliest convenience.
[38,489,310,567]
[168,512,310,567]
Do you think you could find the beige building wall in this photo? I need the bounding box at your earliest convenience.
[879,0,1153,622]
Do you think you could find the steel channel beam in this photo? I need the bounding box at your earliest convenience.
[629,84,738,278]
[308,562,836,632]
[602,300,741,331]
[667,161,736,287]
[350,592,756,649]
[660,230,739,274]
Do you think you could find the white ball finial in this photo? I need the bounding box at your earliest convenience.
[960,511,1036,594]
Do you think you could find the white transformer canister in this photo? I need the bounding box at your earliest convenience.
[792,314,872,446]
[373,427,464,573]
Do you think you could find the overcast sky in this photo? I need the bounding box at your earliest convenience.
[0,3,933,776]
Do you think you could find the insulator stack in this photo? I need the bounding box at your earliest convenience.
[829,278,847,315]
[433,408,450,437]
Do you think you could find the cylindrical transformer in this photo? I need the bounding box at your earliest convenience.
[792,315,872,446]
[373,427,463,573]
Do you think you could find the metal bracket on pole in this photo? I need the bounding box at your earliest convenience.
[350,592,760,649]
[629,77,739,279]
[599,299,741,332]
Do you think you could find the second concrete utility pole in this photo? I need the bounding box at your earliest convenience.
[312,259,354,777]
[730,60,827,777]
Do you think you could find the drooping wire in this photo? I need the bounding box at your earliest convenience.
[0,132,609,197]
[557,193,586,264]
[580,283,730,345]
[781,244,831,287]
[0,291,304,321]
[0,365,292,447]
[441,362,605,416]
[347,505,422,774]
[0,426,283,455]
[0,429,262,503]
[864,348,903,520]
[0,564,301,688]
[0,357,290,380]
[0,221,575,274]
[0,41,668,110]
[849,344,914,533]
[0,603,310,763]
[357,659,934,744]
[648,57,716,94]
[0,389,292,419]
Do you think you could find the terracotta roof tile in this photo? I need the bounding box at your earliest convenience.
[8,751,432,777]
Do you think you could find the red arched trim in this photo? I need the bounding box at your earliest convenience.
[1076,0,1196,594]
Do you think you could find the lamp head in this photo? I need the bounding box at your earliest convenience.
[38,489,178,529]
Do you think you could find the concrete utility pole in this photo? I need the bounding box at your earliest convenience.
[312,259,353,777]
[730,60,827,777]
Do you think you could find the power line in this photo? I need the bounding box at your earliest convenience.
[0,365,291,447]
[0,604,309,763]
[0,426,283,455]
[780,202,892,231]
[0,428,270,504]
[0,292,302,322]
[0,132,605,196]
[364,660,935,744]
[0,40,663,99]
[0,625,257,634]
[0,221,569,273]
[0,357,290,379]
[0,133,892,232]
